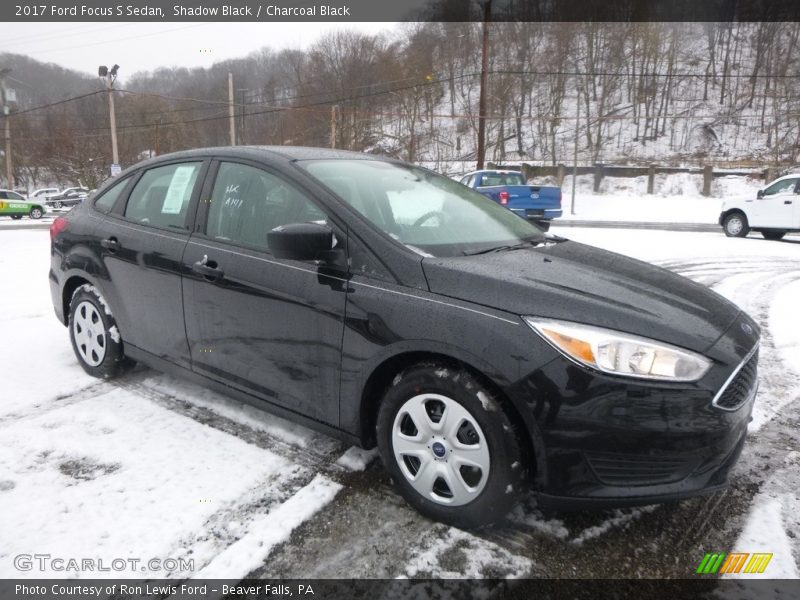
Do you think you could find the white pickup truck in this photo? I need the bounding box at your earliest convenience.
[720,174,799,240]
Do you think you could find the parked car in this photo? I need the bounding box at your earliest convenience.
[46,186,89,209]
[49,147,759,528]
[459,169,562,230]
[720,173,799,239]
[0,189,46,219]
[29,187,60,201]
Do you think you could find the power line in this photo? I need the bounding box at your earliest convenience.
[12,90,105,117]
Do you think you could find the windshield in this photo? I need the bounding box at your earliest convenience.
[301,159,545,257]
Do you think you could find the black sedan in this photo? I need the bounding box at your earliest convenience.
[49,147,759,528]
[46,187,89,209]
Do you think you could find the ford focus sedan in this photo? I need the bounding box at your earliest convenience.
[49,147,760,528]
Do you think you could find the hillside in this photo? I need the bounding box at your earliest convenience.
[1,21,799,188]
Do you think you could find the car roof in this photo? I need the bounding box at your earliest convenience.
[128,146,387,171]
[770,173,800,184]
[462,169,522,176]
[0,189,25,194]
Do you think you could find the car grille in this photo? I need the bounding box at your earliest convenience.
[585,451,697,486]
[714,349,758,411]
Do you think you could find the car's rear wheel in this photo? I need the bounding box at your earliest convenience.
[29,207,43,219]
[68,285,128,379]
[723,212,749,237]
[762,230,786,240]
[53,201,63,209]
[376,363,524,528]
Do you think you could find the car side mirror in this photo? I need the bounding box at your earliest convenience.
[756,189,764,199]
[267,222,334,261]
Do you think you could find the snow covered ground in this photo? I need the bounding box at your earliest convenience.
[556,173,762,223]
[0,225,798,581]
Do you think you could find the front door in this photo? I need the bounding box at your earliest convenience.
[751,177,798,228]
[182,161,347,426]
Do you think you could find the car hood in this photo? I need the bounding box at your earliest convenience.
[421,240,741,354]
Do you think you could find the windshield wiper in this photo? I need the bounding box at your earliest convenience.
[463,240,544,256]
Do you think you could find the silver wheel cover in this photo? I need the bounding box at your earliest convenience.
[392,393,491,506]
[72,301,107,367]
[727,216,743,235]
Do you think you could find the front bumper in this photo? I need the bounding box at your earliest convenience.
[506,324,759,508]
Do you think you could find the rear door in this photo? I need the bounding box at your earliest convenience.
[98,159,207,368]
[181,160,347,426]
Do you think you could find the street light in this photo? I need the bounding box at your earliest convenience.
[98,64,120,173]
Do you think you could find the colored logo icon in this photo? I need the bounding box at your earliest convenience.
[696,552,773,575]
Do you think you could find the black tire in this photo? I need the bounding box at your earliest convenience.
[29,206,43,220]
[722,212,749,238]
[68,284,129,379]
[53,201,63,209]
[10,215,22,220]
[376,362,525,528]
[762,230,786,241]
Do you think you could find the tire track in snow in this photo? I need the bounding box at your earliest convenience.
[658,257,800,431]
[0,370,150,427]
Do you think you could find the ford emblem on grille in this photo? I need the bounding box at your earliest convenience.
[741,323,753,336]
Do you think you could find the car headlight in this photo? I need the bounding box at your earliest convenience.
[524,318,712,382]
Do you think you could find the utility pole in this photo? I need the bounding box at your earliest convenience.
[98,64,120,174]
[228,73,236,146]
[476,0,491,170]
[153,118,161,156]
[237,88,248,145]
[0,68,15,189]
[330,105,338,149]
[570,88,581,216]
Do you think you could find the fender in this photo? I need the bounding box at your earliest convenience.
[349,338,550,486]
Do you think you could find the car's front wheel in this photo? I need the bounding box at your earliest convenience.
[52,201,63,209]
[376,363,524,528]
[68,285,128,378]
[723,212,749,237]
[10,215,22,220]
[29,207,43,219]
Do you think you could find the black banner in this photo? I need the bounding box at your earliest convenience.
[2,579,800,600]
[3,0,800,23]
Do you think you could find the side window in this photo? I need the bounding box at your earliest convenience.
[7,192,25,201]
[206,162,327,251]
[93,178,130,213]
[0,192,7,200]
[764,178,798,196]
[124,162,201,229]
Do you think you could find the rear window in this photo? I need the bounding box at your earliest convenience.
[479,173,525,186]
[124,163,201,229]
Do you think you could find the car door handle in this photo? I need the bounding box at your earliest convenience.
[100,237,119,252]
[192,255,224,281]
[784,200,792,204]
